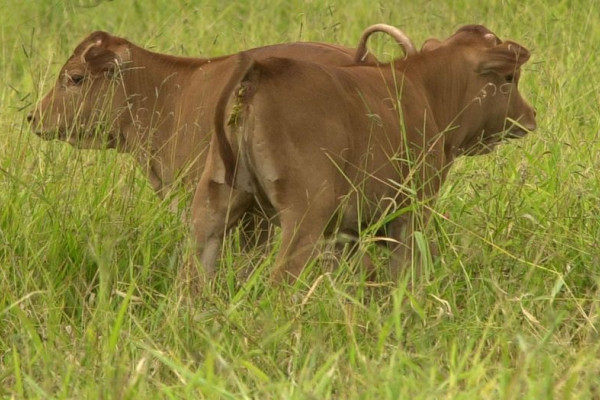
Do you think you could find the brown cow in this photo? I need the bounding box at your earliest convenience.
[191,25,537,283]
[28,25,415,205]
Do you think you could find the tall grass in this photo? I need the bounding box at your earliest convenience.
[1,0,599,398]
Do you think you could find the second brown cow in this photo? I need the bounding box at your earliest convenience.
[191,25,537,283]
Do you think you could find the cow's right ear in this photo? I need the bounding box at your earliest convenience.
[476,41,531,75]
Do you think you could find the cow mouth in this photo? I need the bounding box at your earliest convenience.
[33,127,118,149]
[503,117,536,140]
[459,127,530,156]
[33,129,65,141]
[504,127,529,139]
[34,127,84,144]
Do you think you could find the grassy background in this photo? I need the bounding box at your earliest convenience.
[1,0,599,398]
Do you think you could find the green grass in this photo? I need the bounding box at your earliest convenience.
[1,0,600,398]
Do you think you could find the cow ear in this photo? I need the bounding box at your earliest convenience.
[82,46,118,73]
[477,41,530,75]
[421,38,441,52]
[80,35,130,76]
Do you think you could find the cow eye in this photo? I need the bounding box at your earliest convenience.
[70,74,84,85]
[65,73,84,86]
[505,74,514,82]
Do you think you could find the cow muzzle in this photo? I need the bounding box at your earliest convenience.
[27,111,47,138]
[27,109,68,141]
[506,109,537,139]
[27,111,50,139]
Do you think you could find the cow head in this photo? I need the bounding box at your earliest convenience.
[28,31,130,149]
[423,25,537,156]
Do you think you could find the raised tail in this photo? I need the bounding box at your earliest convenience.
[214,51,257,186]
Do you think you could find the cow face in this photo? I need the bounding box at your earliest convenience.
[464,40,536,155]
[430,26,537,156]
[28,32,129,149]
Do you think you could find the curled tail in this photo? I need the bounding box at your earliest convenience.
[214,51,257,186]
[354,24,416,63]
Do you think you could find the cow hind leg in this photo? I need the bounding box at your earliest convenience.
[386,209,432,282]
[270,207,332,284]
[385,213,415,280]
[188,177,254,288]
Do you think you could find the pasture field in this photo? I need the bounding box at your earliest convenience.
[1,0,599,398]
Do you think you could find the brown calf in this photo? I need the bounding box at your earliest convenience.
[28,25,415,203]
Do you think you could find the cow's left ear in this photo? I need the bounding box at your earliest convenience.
[476,41,530,75]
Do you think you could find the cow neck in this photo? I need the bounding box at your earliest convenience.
[120,44,211,192]
[123,44,208,136]
[401,47,475,161]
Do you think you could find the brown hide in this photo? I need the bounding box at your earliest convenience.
[192,25,537,283]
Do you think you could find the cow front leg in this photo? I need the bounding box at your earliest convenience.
[334,231,378,279]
